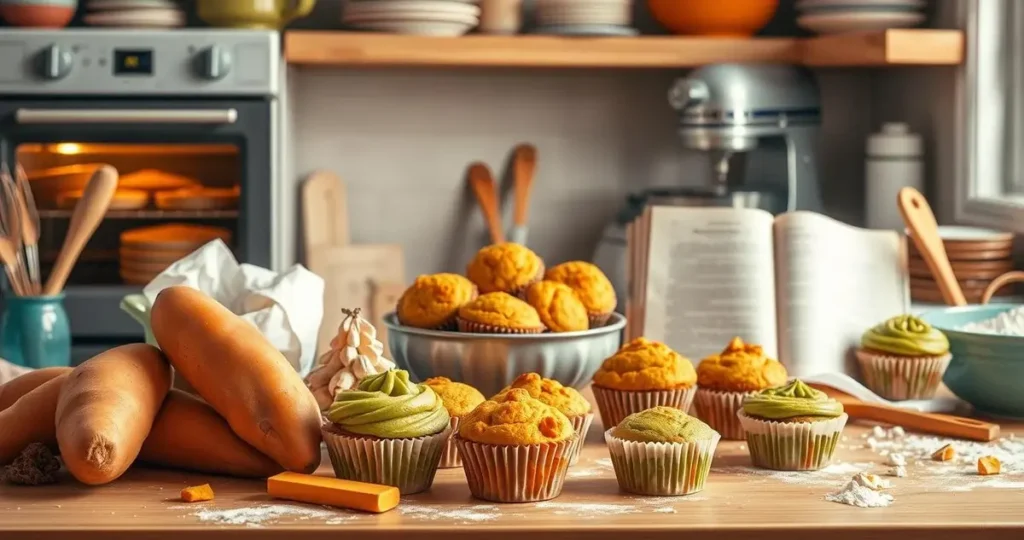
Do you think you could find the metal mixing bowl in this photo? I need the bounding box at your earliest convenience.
[384,312,626,396]
[920,304,1024,419]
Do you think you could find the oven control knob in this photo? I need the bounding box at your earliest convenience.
[38,45,73,80]
[196,46,232,81]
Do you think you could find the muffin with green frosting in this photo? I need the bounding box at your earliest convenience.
[604,406,720,496]
[736,380,849,471]
[855,314,952,400]
[322,369,452,494]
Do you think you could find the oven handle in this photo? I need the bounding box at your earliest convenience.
[14,108,239,125]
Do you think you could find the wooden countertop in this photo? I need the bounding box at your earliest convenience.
[2,423,1022,540]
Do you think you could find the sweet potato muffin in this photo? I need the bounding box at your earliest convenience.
[591,337,697,428]
[466,243,544,296]
[456,292,546,334]
[544,261,617,326]
[524,281,588,333]
[397,273,478,330]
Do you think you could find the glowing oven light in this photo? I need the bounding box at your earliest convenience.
[53,143,83,155]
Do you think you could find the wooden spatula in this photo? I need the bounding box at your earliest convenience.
[468,162,504,245]
[43,165,119,295]
[509,144,536,245]
[898,187,967,306]
[810,383,1000,441]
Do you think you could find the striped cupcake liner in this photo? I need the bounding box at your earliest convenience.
[693,388,755,441]
[321,425,452,495]
[438,416,463,469]
[604,429,720,496]
[592,385,696,429]
[456,317,546,334]
[855,349,952,401]
[568,413,594,466]
[456,435,576,503]
[736,411,848,471]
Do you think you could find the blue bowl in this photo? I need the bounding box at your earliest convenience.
[920,304,1024,419]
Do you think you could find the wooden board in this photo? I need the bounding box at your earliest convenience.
[302,171,349,255]
[1,423,1022,540]
[307,244,405,357]
[370,280,405,359]
[285,29,963,68]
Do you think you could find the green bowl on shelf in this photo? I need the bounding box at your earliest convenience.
[920,303,1024,419]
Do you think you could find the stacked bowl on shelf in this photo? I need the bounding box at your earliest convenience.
[795,0,926,34]
[908,226,1017,304]
[534,0,636,36]
[83,0,185,28]
[342,0,481,36]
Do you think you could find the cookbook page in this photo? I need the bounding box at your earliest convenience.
[642,207,779,361]
[774,211,909,377]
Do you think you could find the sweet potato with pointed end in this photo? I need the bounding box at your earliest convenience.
[0,367,71,411]
[0,374,67,464]
[150,286,321,473]
[140,390,284,478]
[56,344,171,485]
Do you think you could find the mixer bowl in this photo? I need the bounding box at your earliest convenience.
[920,304,1024,419]
[384,312,626,396]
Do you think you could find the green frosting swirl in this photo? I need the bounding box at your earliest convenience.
[326,370,450,438]
[611,406,717,443]
[861,315,949,356]
[742,380,844,420]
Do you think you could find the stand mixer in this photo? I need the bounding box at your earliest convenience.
[668,63,824,213]
[593,63,825,308]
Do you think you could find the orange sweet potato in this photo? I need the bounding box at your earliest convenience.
[0,374,67,464]
[150,286,321,473]
[56,344,171,485]
[140,389,284,478]
[0,367,71,411]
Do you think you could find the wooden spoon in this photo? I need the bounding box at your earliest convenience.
[468,162,505,245]
[43,165,119,296]
[14,164,40,294]
[509,144,536,245]
[898,187,967,306]
[809,383,1000,442]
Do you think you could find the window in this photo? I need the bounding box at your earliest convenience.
[957,0,1024,230]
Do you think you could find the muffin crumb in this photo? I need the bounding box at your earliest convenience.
[2,443,61,486]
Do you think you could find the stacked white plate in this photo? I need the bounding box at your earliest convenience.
[83,0,185,28]
[342,0,481,36]
[796,0,927,34]
[534,0,637,36]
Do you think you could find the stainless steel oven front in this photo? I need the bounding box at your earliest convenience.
[0,29,280,363]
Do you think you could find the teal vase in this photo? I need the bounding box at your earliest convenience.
[0,294,71,368]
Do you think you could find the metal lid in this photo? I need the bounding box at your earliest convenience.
[867,123,923,158]
[669,64,821,127]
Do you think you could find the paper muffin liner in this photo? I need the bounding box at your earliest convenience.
[568,413,595,466]
[456,435,575,503]
[588,311,613,328]
[438,416,463,469]
[321,424,452,494]
[736,411,848,471]
[592,385,697,429]
[456,317,546,334]
[693,388,755,441]
[604,429,720,496]
[855,349,952,401]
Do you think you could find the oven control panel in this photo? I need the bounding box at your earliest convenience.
[0,30,278,96]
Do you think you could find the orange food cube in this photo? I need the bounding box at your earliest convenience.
[931,444,956,462]
[180,484,215,503]
[978,456,1001,476]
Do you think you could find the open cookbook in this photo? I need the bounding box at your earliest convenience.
[626,207,910,377]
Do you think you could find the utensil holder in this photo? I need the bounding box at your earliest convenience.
[0,294,70,367]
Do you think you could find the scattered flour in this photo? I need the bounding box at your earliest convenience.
[887,465,907,478]
[652,507,677,514]
[825,474,895,508]
[192,504,345,527]
[959,306,1024,335]
[399,504,502,523]
[714,462,871,486]
[534,502,640,516]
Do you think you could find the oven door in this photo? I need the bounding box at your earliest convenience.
[0,99,272,351]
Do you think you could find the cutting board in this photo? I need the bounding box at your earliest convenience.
[302,170,349,255]
[307,244,405,357]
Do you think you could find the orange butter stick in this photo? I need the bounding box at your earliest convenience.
[267,472,399,514]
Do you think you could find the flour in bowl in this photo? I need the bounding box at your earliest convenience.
[959,306,1024,335]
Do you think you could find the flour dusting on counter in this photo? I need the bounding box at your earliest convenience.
[191,504,350,527]
[825,474,894,508]
[959,306,1024,335]
[399,504,503,523]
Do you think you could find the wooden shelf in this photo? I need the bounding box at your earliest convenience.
[285,29,963,69]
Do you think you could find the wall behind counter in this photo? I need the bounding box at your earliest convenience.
[283,1,881,277]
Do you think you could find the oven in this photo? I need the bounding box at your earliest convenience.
[0,30,280,363]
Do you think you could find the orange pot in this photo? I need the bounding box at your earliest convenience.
[647,0,779,37]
